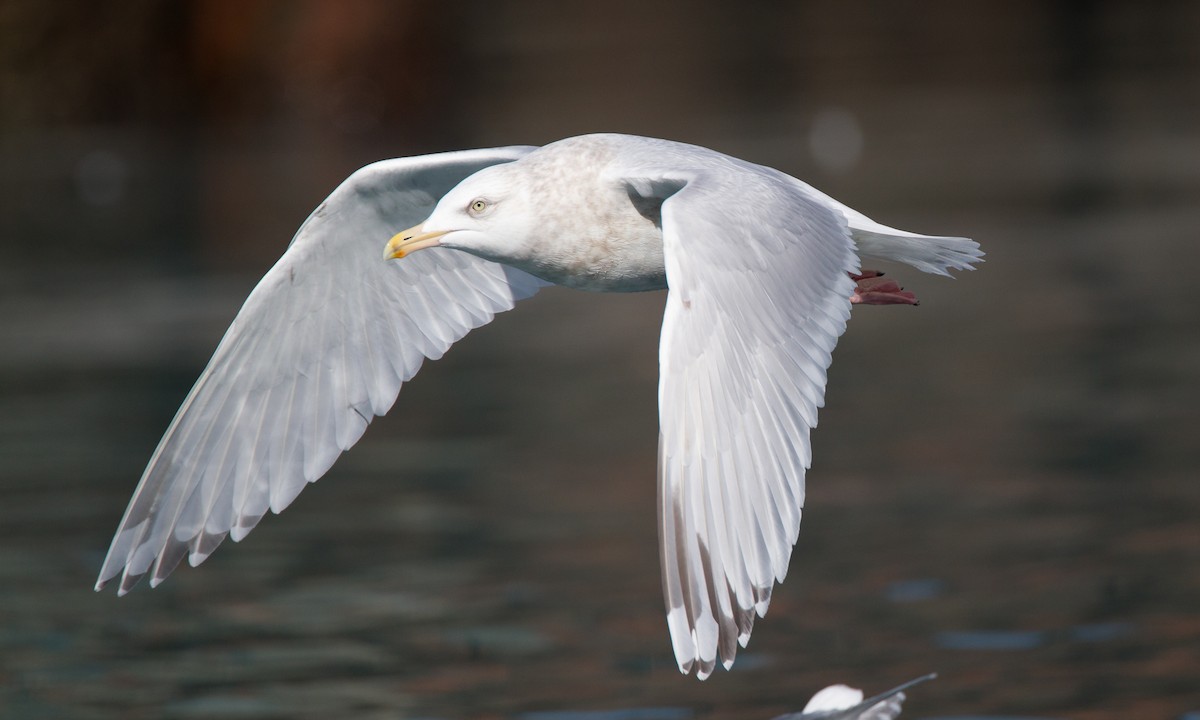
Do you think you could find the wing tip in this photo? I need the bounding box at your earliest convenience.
[95,566,135,596]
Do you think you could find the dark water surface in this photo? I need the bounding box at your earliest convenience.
[2,3,1198,718]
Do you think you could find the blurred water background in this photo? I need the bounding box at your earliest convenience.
[1,1,1198,718]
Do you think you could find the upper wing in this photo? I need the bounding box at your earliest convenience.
[96,146,546,595]
[648,164,858,678]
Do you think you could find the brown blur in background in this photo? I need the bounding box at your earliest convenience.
[1,1,1198,719]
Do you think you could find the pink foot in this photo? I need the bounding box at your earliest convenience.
[849,270,919,306]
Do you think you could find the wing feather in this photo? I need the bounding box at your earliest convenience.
[645,163,858,677]
[97,146,546,595]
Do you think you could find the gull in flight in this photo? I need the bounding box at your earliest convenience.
[773,673,937,720]
[96,134,981,678]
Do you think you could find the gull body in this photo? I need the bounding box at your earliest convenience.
[97,134,981,679]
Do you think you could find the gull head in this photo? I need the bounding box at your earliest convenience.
[383,138,668,293]
[384,163,537,265]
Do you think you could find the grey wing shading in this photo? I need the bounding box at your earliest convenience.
[638,164,859,678]
[96,146,546,595]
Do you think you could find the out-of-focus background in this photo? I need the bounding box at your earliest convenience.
[1,1,1197,718]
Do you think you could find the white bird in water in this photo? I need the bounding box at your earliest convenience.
[772,673,937,720]
[95,134,981,679]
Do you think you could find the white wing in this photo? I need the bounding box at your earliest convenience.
[96,146,546,595]
[648,162,858,678]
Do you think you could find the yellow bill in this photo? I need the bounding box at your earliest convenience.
[384,225,449,260]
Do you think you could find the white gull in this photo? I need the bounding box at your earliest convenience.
[95,134,982,679]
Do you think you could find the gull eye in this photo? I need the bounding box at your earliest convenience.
[468,198,489,215]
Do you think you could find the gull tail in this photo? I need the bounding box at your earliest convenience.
[850,222,983,278]
[805,186,983,276]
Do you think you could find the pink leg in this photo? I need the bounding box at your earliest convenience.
[849,271,919,306]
